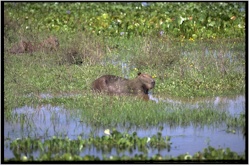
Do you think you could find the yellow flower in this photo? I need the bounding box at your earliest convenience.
[134,68,138,71]
[230,16,236,20]
[22,156,28,161]
[189,37,194,42]
[152,74,157,78]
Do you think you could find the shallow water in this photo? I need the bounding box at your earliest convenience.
[151,94,245,117]
[4,95,245,159]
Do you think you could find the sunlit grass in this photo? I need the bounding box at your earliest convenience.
[34,93,244,130]
[4,3,246,161]
[4,34,245,118]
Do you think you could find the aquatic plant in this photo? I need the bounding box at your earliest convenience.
[4,2,245,163]
[5,131,245,162]
[7,130,173,161]
[4,2,245,39]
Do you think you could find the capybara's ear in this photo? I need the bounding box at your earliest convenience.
[138,72,142,76]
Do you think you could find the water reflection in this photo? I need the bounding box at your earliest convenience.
[153,94,245,116]
[4,95,245,159]
[29,92,245,117]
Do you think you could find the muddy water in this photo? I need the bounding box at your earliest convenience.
[4,95,245,159]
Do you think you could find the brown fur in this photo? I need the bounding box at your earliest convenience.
[9,40,35,54]
[9,36,59,54]
[92,72,155,100]
[39,36,59,51]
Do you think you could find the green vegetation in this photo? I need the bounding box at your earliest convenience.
[4,2,245,38]
[36,94,244,129]
[4,35,245,112]
[5,130,245,161]
[4,2,246,161]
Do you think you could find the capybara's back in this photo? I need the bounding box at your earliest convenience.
[9,40,35,54]
[40,36,59,50]
[92,72,155,100]
[9,36,59,54]
[92,75,129,94]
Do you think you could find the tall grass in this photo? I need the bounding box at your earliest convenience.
[4,31,245,111]
[103,35,245,97]
[36,93,236,128]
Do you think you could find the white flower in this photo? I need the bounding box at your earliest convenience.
[147,137,151,143]
[79,144,83,151]
[104,129,110,136]
[184,153,192,160]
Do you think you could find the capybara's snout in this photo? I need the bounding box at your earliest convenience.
[148,79,155,89]
[151,80,155,87]
[147,77,155,89]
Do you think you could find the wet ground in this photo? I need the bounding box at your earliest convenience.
[4,94,245,159]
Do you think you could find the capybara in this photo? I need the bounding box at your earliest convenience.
[9,36,59,54]
[39,36,59,51]
[92,72,155,100]
[9,40,35,54]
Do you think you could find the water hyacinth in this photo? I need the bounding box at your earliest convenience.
[3,2,245,161]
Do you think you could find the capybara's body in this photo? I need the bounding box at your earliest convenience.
[40,36,59,50]
[9,40,35,54]
[92,72,155,100]
[9,36,59,54]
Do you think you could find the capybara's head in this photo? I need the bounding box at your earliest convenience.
[137,72,155,90]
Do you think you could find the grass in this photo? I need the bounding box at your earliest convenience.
[4,32,245,110]
[36,94,234,128]
[4,2,246,161]
[4,31,246,127]
[4,30,245,161]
